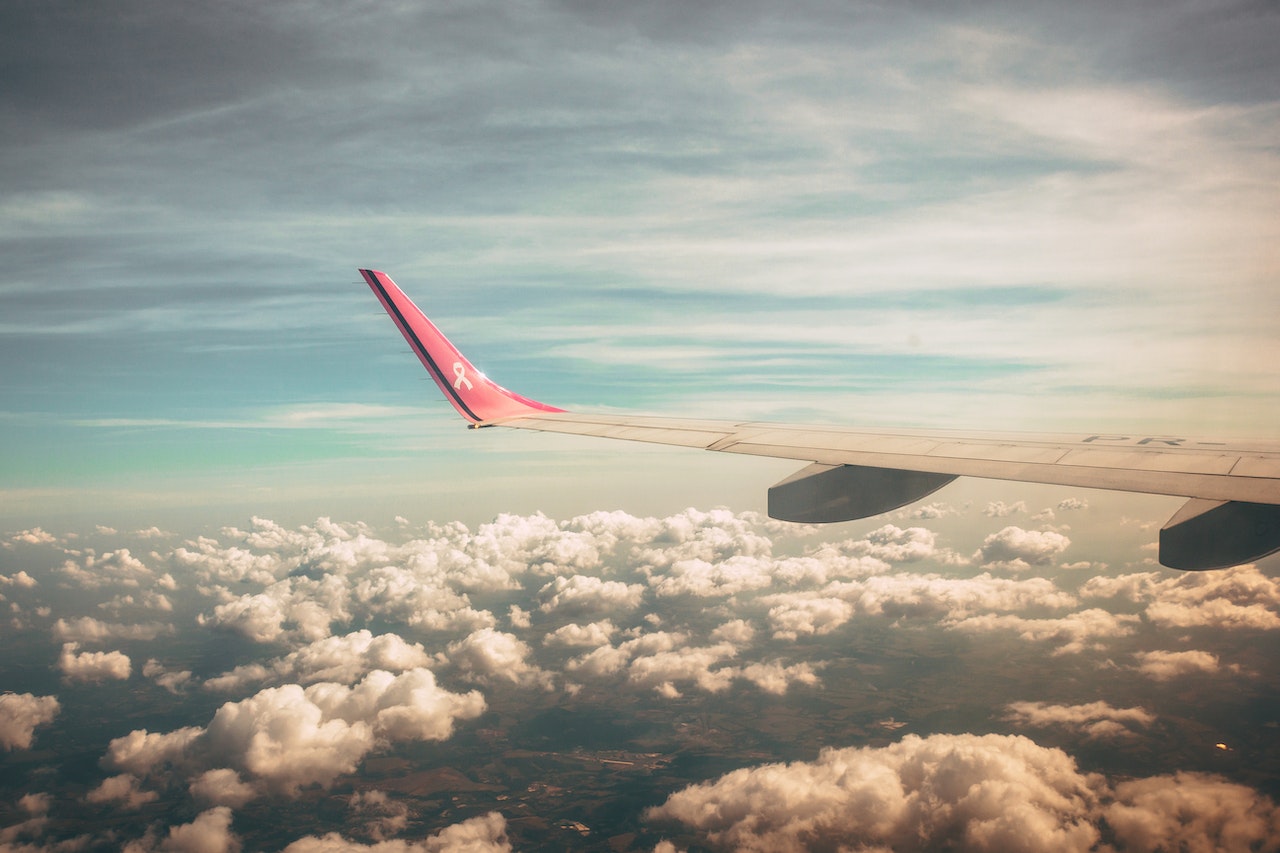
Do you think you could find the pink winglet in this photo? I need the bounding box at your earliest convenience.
[359,269,565,424]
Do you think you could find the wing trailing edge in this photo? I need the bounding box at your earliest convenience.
[360,270,1280,570]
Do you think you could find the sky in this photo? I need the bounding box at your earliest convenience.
[1,1,1280,851]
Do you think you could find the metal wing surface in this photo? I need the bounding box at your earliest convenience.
[359,269,1280,570]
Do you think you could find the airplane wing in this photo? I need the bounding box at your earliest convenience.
[359,269,1280,571]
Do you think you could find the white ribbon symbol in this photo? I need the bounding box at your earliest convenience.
[452,362,473,391]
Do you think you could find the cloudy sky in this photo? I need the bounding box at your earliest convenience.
[1,1,1279,851]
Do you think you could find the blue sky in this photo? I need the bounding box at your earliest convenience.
[3,5,1280,851]
[1,0,1278,528]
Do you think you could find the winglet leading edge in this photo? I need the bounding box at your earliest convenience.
[359,269,564,425]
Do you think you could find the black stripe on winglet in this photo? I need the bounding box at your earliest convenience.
[364,271,482,423]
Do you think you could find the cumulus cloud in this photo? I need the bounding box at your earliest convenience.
[763,593,854,641]
[6,527,59,546]
[855,572,1077,620]
[648,733,1104,851]
[649,733,1280,853]
[189,769,257,808]
[53,616,173,643]
[86,773,159,809]
[0,570,37,588]
[1133,649,1227,681]
[984,500,1027,517]
[106,669,485,796]
[347,790,410,841]
[975,526,1071,569]
[157,806,241,853]
[205,631,432,692]
[907,502,956,519]
[843,524,963,565]
[543,620,617,648]
[944,609,1139,654]
[446,628,551,689]
[59,642,132,682]
[1003,701,1156,739]
[709,619,755,645]
[1102,772,1280,851]
[537,575,645,614]
[280,811,510,852]
[735,660,823,695]
[0,692,60,750]
[628,643,740,697]
[144,659,194,694]
[200,577,349,644]
[1082,565,1280,630]
[59,548,153,588]
[645,555,778,598]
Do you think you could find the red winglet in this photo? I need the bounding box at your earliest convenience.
[360,269,564,424]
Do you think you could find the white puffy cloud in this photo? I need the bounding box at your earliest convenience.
[201,575,351,644]
[565,630,691,681]
[975,526,1070,569]
[1003,701,1156,739]
[0,791,55,847]
[628,643,740,696]
[1102,772,1280,851]
[843,524,963,565]
[99,590,175,614]
[649,733,1280,853]
[735,661,823,695]
[648,733,1104,852]
[58,642,131,682]
[984,500,1027,517]
[446,628,551,689]
[0,692,60,750]
[537,575,645,614]
[189,769,258,808]
[53,617,173,643]
[86,773,159,809]
[1146,598,1280,631]
[59,548,153,588]
[1082,565,1280,630]
[1133,649,1226,681]
[346,790,409,841]
[907,502,956,519]
[205,631,432,691]
[855,572,1077,620]
[157,806,241,853]
[144,660,194,694]
[634,508,774,568]
[543,620,617,648]
[762,593,854,640]
[106,669,485,796]
[709,619,755,645]
[173,538,288,586]
[0,570,37,588]
[280,811,510,852]
[944,609,1140,654]
[7,527,59,546]
[645,555,778,598]
[106,726,205,777]
[507,605,531,629]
